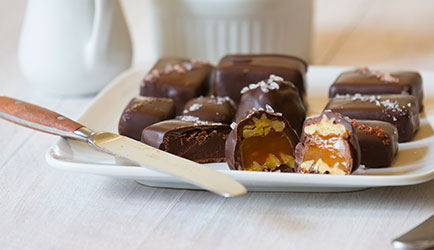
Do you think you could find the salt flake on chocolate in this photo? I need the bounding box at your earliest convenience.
[336,93,403,113]
[188,103,202,111]
[240,75,283,94]
[265,104,275,113]
[268,74,284,82]
[178,115,219,125]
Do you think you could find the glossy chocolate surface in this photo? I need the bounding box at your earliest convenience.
[140,58,213,114]
[325,94,419,142]
[235,75,305,135]
[329,68,423,111]
[225,110,299,172]
[118,97,176,140]
[182,96,236,124]
[351,119,399,168]
[295,112,361,175]
[213,54,307,103]
[141,116,231,163]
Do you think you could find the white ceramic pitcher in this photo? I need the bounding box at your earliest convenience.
[18,0,132,96]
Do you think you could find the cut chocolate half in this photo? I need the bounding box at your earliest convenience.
[141,116,231,163]
[295,112,361,175]
[226,110,299,172]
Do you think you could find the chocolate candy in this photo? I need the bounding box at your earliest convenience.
[140,58,213,114]
[295,112,361,175]
[329,67,423,111]
[325,94,419,142]
[141,116,231,163]
[235,75,305,135]
[350,119,398,168]
[226,110,299,172]
[182,96,236,124]
[118,97,176,140]
[213,54,307,103]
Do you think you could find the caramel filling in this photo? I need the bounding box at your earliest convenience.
[300,115,349,175]
[240,114,294,171]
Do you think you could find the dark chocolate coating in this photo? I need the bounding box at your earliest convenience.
[235,79,305,135]
[182,96,236,124]
[141,118,231,163]
[118,97,176,140]
[329,70,423,111]
[351,120,398,168]
[213,54,307,103]
[295,111,361,174]
[140,58,213,114]
[325,94,419,142]
[225,110,299,172]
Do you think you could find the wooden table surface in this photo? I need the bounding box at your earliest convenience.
[1,0,434,249]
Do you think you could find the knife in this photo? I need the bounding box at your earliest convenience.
[392,215,434,250]
[0,96,247,198]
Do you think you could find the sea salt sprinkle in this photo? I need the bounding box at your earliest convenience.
[178,115,219,125]
[265,104,275,113]
[250,107,264,112]
[144,59,209,81]
[335,93,402,111]
[194,95,236,108]
[230,122,237,130]
[186,103,202,112]
[335,94,410,122]
[246,105,282,116]
[265,104,283,116]
[355,66,399,83]
[240,74,283,94]
[214,96,233,104]
[205,95,234,105]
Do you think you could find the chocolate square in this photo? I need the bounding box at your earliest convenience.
[140,58,213,114]
[329,68,423,111]
[212,54,307,103]
[118,97,176,140]
[325,94,419,142]
[182,96,236,124]
[350,119,399,168]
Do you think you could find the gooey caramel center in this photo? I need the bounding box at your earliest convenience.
[300,115,349,175]
[240,114,294,171]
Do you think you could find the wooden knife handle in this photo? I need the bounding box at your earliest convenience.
[0,96,84,137]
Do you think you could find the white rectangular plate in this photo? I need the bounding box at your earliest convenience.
[46,66,434,192]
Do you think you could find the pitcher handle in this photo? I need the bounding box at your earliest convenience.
[85,0,115,67]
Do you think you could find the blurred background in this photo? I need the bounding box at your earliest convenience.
[1,0,434,96]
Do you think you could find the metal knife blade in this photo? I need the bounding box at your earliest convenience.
[87,131,247,197]
[392,215,434,250]
[0,96,247,198]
